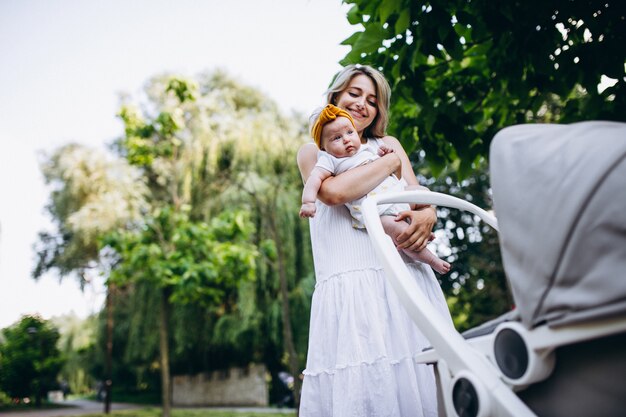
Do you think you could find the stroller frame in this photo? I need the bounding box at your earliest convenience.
[362,190,626,417]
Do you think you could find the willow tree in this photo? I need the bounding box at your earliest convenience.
[111,71,312,411]
[34,144,148,284]
[112,74,260,416]
[214,108,312,408]
[34,140,152,412]
[104,208,258,416]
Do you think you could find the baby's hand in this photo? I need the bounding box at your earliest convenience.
[299,202,317,218]
[378,145,394,157]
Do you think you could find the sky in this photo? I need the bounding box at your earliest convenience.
[0,0,355,329]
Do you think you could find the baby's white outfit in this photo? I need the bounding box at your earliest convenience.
[315,143,410,228]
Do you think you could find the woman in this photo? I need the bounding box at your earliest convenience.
[297,64,453,417]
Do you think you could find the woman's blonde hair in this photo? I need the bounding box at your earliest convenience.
[325,64,391,139]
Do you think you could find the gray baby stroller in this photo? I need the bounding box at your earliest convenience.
[362,121,626,417]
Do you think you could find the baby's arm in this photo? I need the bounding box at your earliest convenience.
[300,167,332,218]
[297,143,402,206]
[376,145,402,178]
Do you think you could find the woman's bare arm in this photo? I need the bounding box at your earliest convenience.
[381,136,437,251]
[381,136,419,186]
[297,142,402,206]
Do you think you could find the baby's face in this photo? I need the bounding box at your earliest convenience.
[321,117,361,158]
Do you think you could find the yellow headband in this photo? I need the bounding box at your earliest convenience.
[311,104,357,148]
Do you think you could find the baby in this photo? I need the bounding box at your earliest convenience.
[300,104,450,274]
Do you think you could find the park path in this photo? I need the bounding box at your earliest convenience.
[0,399,141,417]
[0,399,296,416]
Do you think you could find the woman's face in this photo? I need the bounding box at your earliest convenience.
[334,74,378,137]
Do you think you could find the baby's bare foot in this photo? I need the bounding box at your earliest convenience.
[431,259,450,275]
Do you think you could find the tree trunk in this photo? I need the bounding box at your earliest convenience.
[269,211,301,413]
[159,289,172,417]
[104,287,114,414]
[35,389,42,407]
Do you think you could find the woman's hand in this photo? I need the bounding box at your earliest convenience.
[394,206,437,251]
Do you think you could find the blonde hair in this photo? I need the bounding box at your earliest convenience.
[325,64,391,139]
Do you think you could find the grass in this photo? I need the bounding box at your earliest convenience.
[84,391,161,405]
[78,408,295,417]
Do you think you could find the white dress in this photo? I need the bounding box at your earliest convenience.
[300,139,453,417]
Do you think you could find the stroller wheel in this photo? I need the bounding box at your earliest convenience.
[452,377,479,417]
[493,322,555,386]
[494,328,528,379]
[448,370,491,417]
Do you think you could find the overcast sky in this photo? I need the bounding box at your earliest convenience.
[0,0,355,328]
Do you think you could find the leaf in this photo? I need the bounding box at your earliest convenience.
[453,22,472,42]
[340,47,364,65]
[347,4,361,25]
[379,0,401,23]
[410,41,427,71]
[447,39,464,61]
[340,31,362,46]
[395,9,411,34]
[352,23,387,54]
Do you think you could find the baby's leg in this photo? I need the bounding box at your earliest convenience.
[380,216,451,274]
[405,247,451,275]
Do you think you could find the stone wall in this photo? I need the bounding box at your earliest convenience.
[172,363,268,406]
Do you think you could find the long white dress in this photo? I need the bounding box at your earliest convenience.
[299,139,453,417]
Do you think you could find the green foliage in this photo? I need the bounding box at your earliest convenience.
[340,0,625,330]
[83,283,161,396]
[52,314,98,395]
[415,155,512,331]
[341,0,626,176]
[34,144,147,285]
[38,69,313,405]
[0,316,65,404]
[165,76,198,103]
[104,70,311,404]
[104,208,258,308]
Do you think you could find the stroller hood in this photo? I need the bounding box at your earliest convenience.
[490,121,626,328]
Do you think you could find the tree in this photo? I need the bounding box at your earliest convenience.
[338,0,625,330]
[52,313,98,396]
[34,144,148,285]
[38,70,313,411]
[109,72,310,414]
[233,165,309,408]
[104,208,258,417]
[0,315,65,406]
[341,0,625,176]
[417,159,513,331]
[35,144,148,412]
